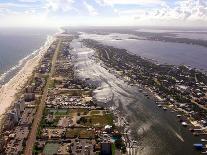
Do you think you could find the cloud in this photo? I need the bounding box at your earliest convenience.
[17,0,40,2]
[95,0,163,6]
[0,0,207,27]
[115,0,207,24]
[83,1,98,16]
[153,0,207,21]
[45,0,75,12]
[0,3,30,8]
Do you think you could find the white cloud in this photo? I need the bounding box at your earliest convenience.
[17,0,40,2]
[0,3,30,8]
[151,0,207,21]
[45,0,75,12]
[96,0,163,6]
[83,1,98,16]
[0,0,207,27]
[114,0,207,26]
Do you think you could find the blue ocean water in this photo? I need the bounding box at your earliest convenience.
[0,28,56,84]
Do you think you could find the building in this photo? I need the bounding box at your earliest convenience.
[8,110,19,124]
[100,143,112,155]
[24,93,35,102]
[14,100,25,117]
[25,85,34,93]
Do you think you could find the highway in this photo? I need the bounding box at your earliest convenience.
[24,39,61,155]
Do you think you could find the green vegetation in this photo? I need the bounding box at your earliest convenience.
[43,143,60,155]
[49,109,68,116]
[66,128,95,139]
[115,139,126,154]
[112,143,115,155]
[68,108,89,115]
[90,110,100,115]
[33,144,42,155]
[48,79,55,88]
[78,113,113,127]
[37,109,61,130]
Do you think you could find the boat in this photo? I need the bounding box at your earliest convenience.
[181,122,188,127]
[193,143,204,150]
[201,151,207,154]
[157,104,162,107]
[201,139,207,142]
[176,114,181,118]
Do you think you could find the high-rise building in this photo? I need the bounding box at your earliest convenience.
[8,110,19,124]
[14,100,25,117]
[24,93,35,102]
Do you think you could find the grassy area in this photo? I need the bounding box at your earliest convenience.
[48,79,55,88]
[112,143,115,155]
[90,110,100,115]
[68,109,89,116]
[66,128,95,139]
[38,109,60,129]
[43,143,60,155]
[49,109,68,116]
[79,130,95,139]
[79,113,113,127]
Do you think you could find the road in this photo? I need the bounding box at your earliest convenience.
[24,39,61,155]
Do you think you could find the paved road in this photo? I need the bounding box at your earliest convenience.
[24,39,61,155]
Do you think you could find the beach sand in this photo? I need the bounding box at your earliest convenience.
[0,36,55,124]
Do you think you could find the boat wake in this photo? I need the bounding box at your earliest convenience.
[170,127,185,142]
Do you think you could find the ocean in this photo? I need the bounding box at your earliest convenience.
[0,28,56,84]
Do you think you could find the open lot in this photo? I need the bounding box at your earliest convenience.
[66,127,95,139]
[78,113,113,127]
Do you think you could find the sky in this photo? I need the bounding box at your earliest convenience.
[0,0,207,27]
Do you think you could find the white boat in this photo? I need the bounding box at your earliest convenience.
[201,151,207,154]
[158,104,162,107]
[181,122,188,126]
[201,139,207,142]
[176,115,182,118]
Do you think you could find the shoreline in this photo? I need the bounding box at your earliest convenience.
[0,35,55,126]
[0,36,53,85]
